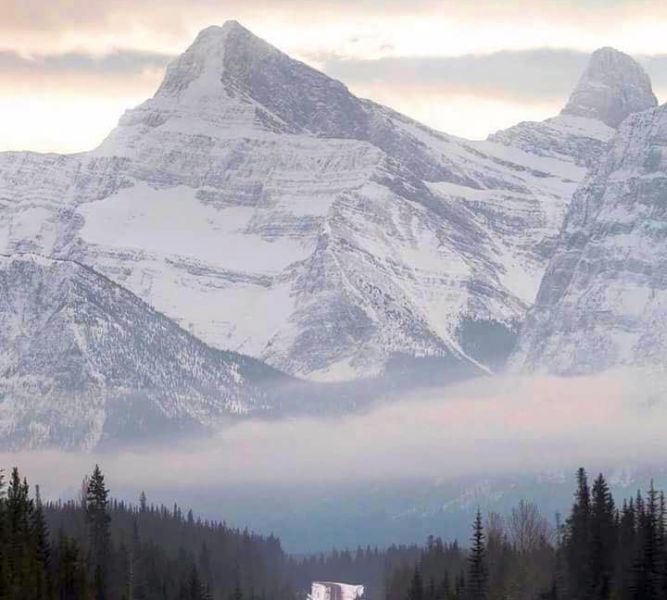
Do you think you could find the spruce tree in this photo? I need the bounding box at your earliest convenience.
[0,470,8,597]
[454,571,465,600]
[56,531,90,599]
[7,468,31,595]
[86,464,111,600]
[615,499,637,599]
[631,482,662,600]
[565,468,592,599]
[440,570,451,600]
[590,474,616,599]
[31,484,51,598]
[407,568,424,600]
[467,510,487,600]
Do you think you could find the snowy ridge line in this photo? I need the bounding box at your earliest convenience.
[0,22,658,388]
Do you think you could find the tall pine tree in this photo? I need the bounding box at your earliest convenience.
[631,482,662,600]
[589,474,616,600]
[565,468,592,599]
[467,510,487,600]
[87,464,112,600]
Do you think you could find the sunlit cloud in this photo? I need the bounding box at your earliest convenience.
[4,1,667,58]
[0,50,168,153]
[1,1,667,152]
[0,95,148,154]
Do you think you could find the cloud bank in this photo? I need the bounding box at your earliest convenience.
[4,369,667,502]
[3,0,667,150]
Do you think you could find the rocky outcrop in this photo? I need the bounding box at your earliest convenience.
[0,254,305,448]
[511,104,667,374]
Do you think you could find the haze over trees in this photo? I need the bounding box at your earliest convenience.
[0,467,664,599]
[385,468,667,600]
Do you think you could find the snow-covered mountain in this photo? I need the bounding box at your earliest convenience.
[510,103,667,375]
[0,253,327,449]
[489,47,657,167]
[0,23,655,382]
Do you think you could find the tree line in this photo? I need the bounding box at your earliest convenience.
[0,465,294,599]
[1,466,665,599]
[386,468,667,600]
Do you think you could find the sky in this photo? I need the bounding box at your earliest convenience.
[1,0,667,153]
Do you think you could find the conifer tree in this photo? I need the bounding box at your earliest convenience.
[454,571,465,600]
[56,531,90,599]
[615,499,637,599]
[0,469,8,597]
[440,570,451,600]
[631,482,662,600]
[467,510,487,600]
[31,484,51,598]
[7,468,32,594]
[590,474,616,599]
[407,567,424,600]
[565,468,592,599]
[87,464,112,600]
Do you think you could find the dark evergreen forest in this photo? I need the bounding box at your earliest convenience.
[0,466,665,600]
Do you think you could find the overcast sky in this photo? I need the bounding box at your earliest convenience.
[1,0,667,152]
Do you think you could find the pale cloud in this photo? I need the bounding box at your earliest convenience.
[4,369,667,499]
[2,1,667,151]
[0,95,145,154]
[343,83,563,140]
[325,50,667,103]
[322,50,588,102]
[0,49,169,93]
[3,0,667,58]
[0,50,169,153]
[320,50,667,138]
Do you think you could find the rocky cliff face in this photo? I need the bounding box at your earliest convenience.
[490,47,657,167]
[561,47,657,128]
[0,23,655,382]
[511,104,667,374]
[0,254,312,449]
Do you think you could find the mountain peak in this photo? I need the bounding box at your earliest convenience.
[153,20,277,102]
[221,19,244,31]
[138,20,376,139]
[191,20,268,50]
[561,46,657,127]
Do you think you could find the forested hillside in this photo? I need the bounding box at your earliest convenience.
[0,466,293,599]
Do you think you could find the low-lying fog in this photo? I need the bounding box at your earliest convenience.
[3,369,667,552]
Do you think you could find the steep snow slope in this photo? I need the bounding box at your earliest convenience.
[511,104,667,374]
[0,254,319,449]
[0,23,655,381]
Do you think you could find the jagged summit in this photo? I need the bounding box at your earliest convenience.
[153,20,275,100]
[104,18,372,142]
[561,46,657,127]
[1,22,627,389]
[490,46,656,167]
[100,20,466,179]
